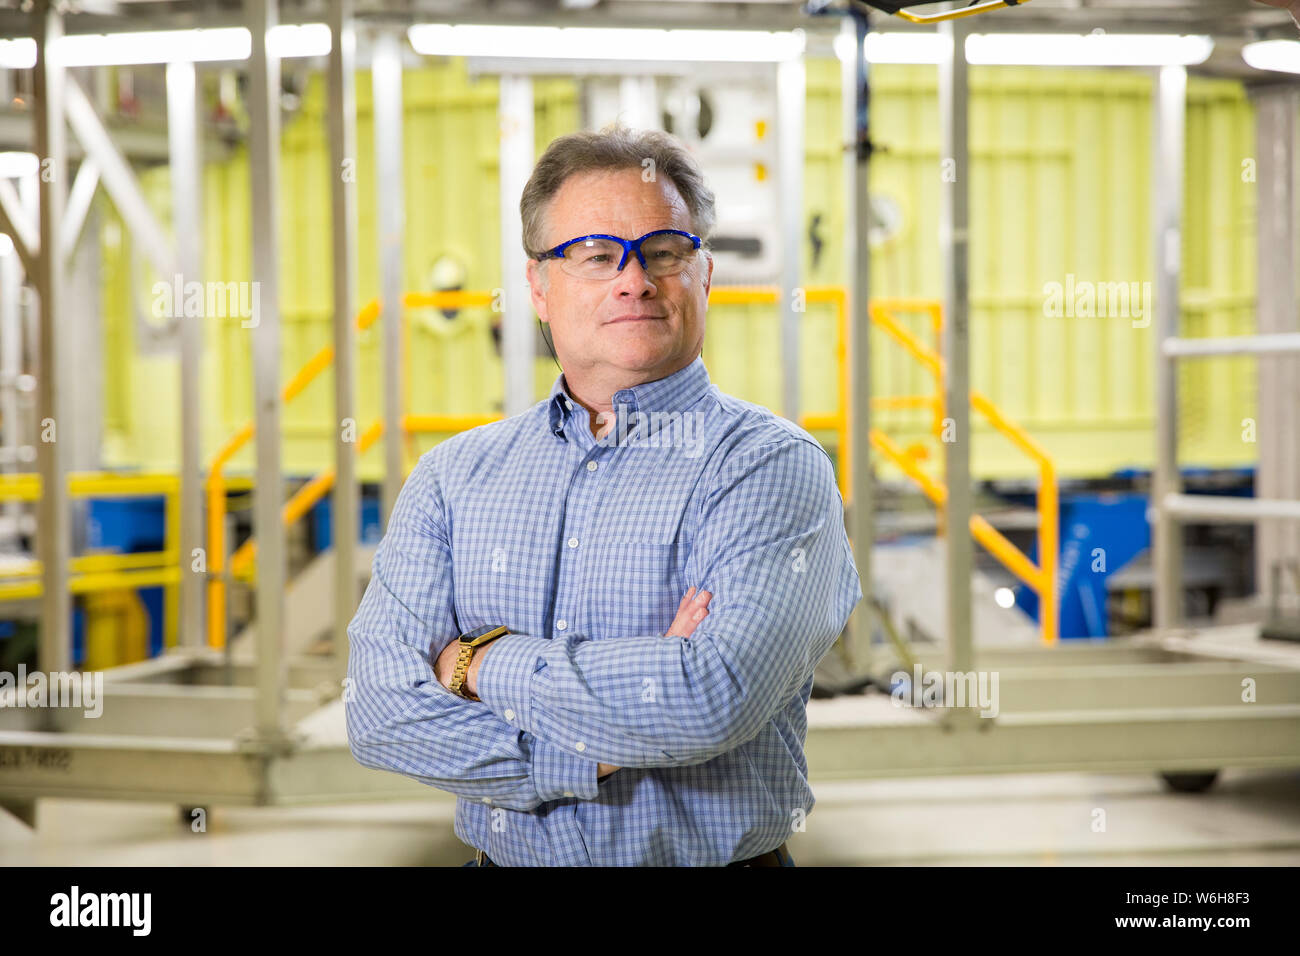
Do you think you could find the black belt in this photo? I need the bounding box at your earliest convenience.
[473,842,791,867]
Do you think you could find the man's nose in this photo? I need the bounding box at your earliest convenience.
[612,254,657,297]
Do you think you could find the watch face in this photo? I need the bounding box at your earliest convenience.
[460,624,509,646]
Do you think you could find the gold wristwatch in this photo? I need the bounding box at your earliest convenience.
[448,625,510,701]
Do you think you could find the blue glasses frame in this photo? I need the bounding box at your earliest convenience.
[534,229,702,273]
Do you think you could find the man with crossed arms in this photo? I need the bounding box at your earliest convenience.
[346,126,861,866]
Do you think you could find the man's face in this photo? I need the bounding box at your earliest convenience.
[526,168,713,389]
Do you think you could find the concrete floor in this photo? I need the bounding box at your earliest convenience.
[2,767,1297,866]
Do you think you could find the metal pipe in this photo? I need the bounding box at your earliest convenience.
[1162,332,1300,358]
[64,76,178,281]
[1152,65,1186,631]
[777,54,805,424]
[167,60,203,649]
[247,0,288,748]
[844,10,874,673]
[328,0,360,689]
[33,0,70,679]
[372,30,405,526]
[1164,493,1300,523]
[939,13,974,686]
[498,74,533,418]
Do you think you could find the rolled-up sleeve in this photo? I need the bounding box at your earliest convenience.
[476,436,863,768]
[345,451,598,809]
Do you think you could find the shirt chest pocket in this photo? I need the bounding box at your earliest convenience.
[581,538,684,639]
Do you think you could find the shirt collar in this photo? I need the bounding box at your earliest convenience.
[547,355,711,442]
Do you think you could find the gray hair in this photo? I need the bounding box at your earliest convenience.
[520,125,717,258]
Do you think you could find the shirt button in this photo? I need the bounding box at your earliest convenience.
[503,709,515,722]
[575,742,587,753]
[556,619,567,631]
[567,537,579,549]
[564,399,572,410]
[563,791,575,798]
[481,797,491,804]
[586,461,598,472]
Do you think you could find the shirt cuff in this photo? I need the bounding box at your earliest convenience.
[531,739,599,802]
[476,633,552,732]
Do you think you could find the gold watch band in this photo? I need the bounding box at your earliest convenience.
[448,626,510,700]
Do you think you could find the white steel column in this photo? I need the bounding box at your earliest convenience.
[777,54,805,424]
[33,0,70,677]
[499,74,534,418]
[167,60,203,648]
[939,15,973,686]
[843,11,873,672]
[329,0,360,686]
[1252,85,1300,606]
[248,0,288,746]
[1152,65,1186,631]
[372,31,405,526]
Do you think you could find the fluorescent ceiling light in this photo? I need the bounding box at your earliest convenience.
[0,39,36,69]
[0,152,39,178]
[0,25,329,68]
[408,24,805,62]
[839,32,1209,67]
[966,33,1213,66]
[1242,39,1300,75]
[864,32,951,65]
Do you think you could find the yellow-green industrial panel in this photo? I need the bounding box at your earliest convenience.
[100,58,1260,491]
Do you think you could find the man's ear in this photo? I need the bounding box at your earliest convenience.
[702,250,714,297]
[526,258,549,323]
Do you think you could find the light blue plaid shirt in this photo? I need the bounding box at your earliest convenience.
[346,355,862,865]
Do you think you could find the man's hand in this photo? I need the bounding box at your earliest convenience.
[599,587,712,780]
[668,586,712,638]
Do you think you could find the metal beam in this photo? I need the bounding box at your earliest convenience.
[1164,492,1300,523]
[498,74,533,418]
[167,61,203,649]
[33,0,70,682]
[329,0,360,689]
[248,0,289,750]
[1252,85,1300,610]
[806,705,1300,780]
[59,158,99,264]
[64,75,178,280]
[1152,65,1186,631]
[777,53,804,424]
[0,177,38,276]
[1163,332,1300,357]
[939,13,974,693]
[844,9,874,674]
[372,30,405,527]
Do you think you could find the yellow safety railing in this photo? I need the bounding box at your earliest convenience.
[0,471,182,649]
[205,292,496,648]
[867,299,1059,646]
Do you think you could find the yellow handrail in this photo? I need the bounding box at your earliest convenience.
[868,300,1059,645]
[0,472,181,644]
[204,293,498,646]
